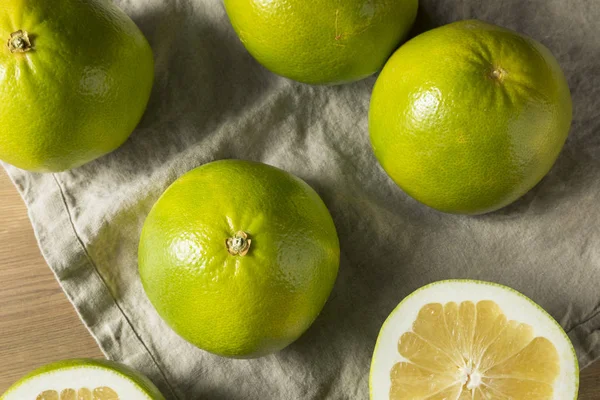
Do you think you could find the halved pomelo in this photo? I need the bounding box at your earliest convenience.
[1,359,164,400]
[370,280,579,399]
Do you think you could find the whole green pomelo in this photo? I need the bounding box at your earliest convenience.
[224,0,418,85]
[0,0,154,172]
[138,160,340,358]
[369,20,572,214]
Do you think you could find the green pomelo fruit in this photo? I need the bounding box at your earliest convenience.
[370,20,572,214]
[138,159,340,358]
[224,0,418,85]
[0,0,154,172]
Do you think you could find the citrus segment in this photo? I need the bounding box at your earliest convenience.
[61,390,75,400]
[411,303,463,366]
[60,390,75,400]
[485,337,559,381]
[79,389,93,400]
[471,301,506,363]
[37,391,58,400]
[481,378,553,399]
[478,320,534,371]
[428,385,462,399]
[36,387,119,400]
[93,387,120,400]
[398,332,457,373]
[390,363,457,398]
[370,280,578,400]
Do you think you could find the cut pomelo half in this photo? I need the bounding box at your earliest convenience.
[1,359,165,400]
[370,280,579,400]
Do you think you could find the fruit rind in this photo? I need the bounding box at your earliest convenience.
[0,359,165,400]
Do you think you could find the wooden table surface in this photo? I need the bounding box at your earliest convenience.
[0,169,599,397]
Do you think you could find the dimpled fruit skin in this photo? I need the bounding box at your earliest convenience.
[0,359,165,399]
[138,160,340,358]
[0,0,154,172]
[224,0,418,85]
[370,20,572,214]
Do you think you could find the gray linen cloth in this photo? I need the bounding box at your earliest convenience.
[3,0,600,398]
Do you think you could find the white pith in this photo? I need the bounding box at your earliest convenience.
[370,280,579,399]
[3,366,152,400]
[457,364,482,390]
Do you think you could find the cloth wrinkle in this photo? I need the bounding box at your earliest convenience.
[50,173,180,400]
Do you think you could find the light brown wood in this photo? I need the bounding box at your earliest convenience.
[0,170,102,392]
[0,168,599,396]
[581,362,600,400]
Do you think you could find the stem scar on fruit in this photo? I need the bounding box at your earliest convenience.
[489,66,508,83]
[226,231,251,256]
[7,30,32,53]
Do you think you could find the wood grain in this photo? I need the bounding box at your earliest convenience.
[0,170,103,392]
[0,168,598,397]
[581,363,600,400]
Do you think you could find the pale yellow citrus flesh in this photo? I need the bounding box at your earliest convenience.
[36,387,119,400]
[390,300,559,399]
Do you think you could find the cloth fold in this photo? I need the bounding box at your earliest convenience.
[3,0,599,398]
